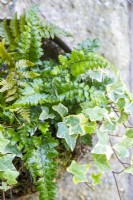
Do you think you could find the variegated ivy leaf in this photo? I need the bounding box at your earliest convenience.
[92,154,111,172]
[67,160,90,184]
[114,128,133,159]
[89,87,109,106]
[0,154,19,188]
[52,103,68,117]
[100,120,116,133]
[92,143,113,160]
[0,182,10,191]
[118,112,128,124]
[0,132,10,154]
[39,106,55,121]
[57,122,78,151]
[106,75,125,102]
[64,113,92,136]
[83,106,108,121]
[125,102,133,118]
[88,70,103,82]
[96,129,109,144]
[91,172,102,186]
[3,169,19,185]
[124,156,133,174]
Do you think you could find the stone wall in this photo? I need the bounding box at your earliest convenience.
[0,0,132,199]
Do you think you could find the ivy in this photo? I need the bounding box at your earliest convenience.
[0,4,132,200]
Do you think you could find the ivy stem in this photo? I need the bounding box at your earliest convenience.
[110,140,127,168]
[2,191,5,200]
[109,134,122,137]
[112,171,122,200]
[84,182,95,191]
[112,169,125,174]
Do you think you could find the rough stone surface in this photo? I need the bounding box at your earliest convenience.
[0,0,131,200]
[39,0,130,85]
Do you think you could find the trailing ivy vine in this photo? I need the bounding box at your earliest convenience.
[0,4,133,200]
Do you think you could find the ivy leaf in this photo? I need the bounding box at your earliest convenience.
[92,154,111,172]
[67,160,90,184]
[91,172,102,185]
[0,154,19,187]
[39,107,55,121]
[125,165,133,174]
[64,114,89,135]
[125,128,133,138]
[107,76,125,102]
[96,129,109,144]
[100,120,116,133]
[118,112,128,124]
[88,70,103,82]
[84,121,97,135]
[114,129,133,158]
[125,156,133,174]
[125,102,133,118]
[92,143,113,160]
[116,98,126,111]
[52,103,68,117]
[0,132,10,154]
[0,154,16,171]
[83,106,108,121]
[3,169,19,185]
[57,122,78,151]
[0,182,10,191]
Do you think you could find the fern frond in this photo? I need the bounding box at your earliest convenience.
[0,19,13,44]
[59,50,112,77]
[19,13,26,33]
[9,107,30,122]
[19,123,58,200]
[0,40,15,68]
[10,13,20,38]
[16,59,34,69]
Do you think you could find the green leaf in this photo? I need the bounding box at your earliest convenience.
[84,121,97,135]
[125,165,133,174]
[125,156,133,174]
[0,182,10,191]
[16,59,34,68]
[39,107,55,121]
[83,106,108,121]
[0,154,19,187]
[91,172,102,185]
[0,154,16,171]
[92,143,113,159]
[107,75,125,102]
[114,129,133,158]
[52,103,68,117]
[67,160,90,184]
[96,129,109,144]
[92,154,111,172]
[57,122,78,151]
[116,98,126,111]
[64,114,89,135]
[125,102,133,118]
[0,132,10,154]
[3,169,19,185]
[89,70,103,82]
[125,128,133,138]
[118,112,128,124]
